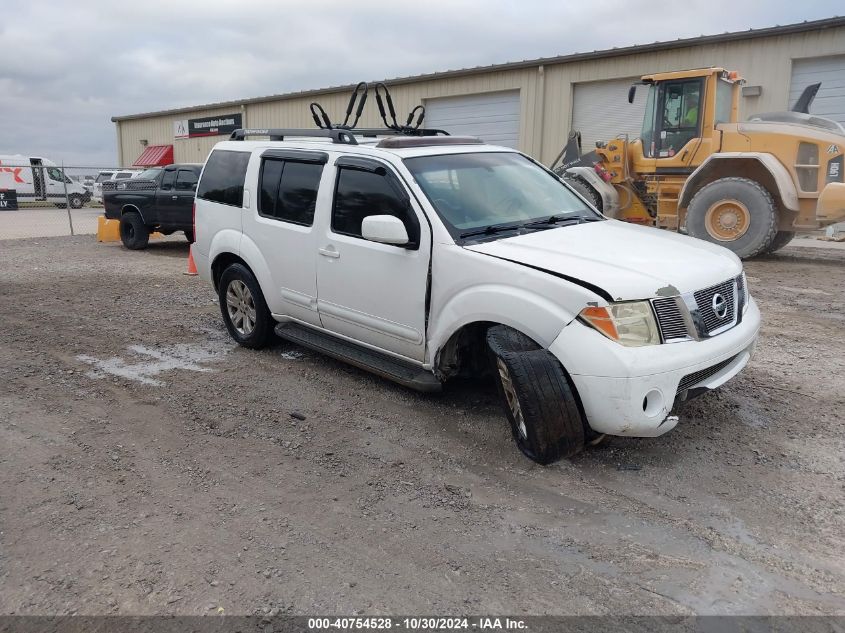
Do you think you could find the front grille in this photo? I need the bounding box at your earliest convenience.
[693,279,736,335]
[677,354,738,393]
[653,297,688,342]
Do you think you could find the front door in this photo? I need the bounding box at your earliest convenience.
[168,168,198,226]
[155,167,179,225]
[316,157,430,362]
[641,78,703,166]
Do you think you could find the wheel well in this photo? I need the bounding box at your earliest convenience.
[434,321,545,380]
[121,204,141,217]
[211,253,250,292]
[681,159,786,213]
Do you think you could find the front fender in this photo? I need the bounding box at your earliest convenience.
[679,153,799,211]
[427,284,583,366]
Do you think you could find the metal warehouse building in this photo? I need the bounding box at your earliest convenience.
[113,17,845,168]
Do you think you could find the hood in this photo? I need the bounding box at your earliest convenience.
[464,220,741,301]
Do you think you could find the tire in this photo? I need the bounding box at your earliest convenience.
[69,194,84,209]
[218,263,274,349]
[119,212,149,250]
[765,230,795,253]
[564,176,603,211]
[686,177,777,259]
[184,229,195,243]
[486,325,586,464]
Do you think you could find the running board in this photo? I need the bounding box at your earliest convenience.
[274,323,442,393]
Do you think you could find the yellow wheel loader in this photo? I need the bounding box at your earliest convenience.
[552,68,845,258]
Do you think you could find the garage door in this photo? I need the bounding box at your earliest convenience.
[424,91,520,148]
[790,55,845,125]
[571,78,649,151]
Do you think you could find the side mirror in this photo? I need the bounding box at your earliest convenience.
[361,215,409,246]
[627,85,637,104]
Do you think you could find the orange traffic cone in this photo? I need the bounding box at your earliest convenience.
[184,245,198,276]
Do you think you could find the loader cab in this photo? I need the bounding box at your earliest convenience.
[641,78,703,160]
[631,68,741,172]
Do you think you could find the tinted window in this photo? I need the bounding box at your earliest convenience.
[175,169,198,191]
[197,150,251,207]
[259,159,322,226]
[160,170,176,190]
[332,167,417,243]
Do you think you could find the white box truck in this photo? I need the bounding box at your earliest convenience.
[0,155,91,208]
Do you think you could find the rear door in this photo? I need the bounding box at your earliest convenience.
[242,149,327,327]
[315,156,430,361]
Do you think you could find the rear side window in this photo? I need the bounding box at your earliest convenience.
[332,167,418,243]
[259,159,323,226]
[197,150,251,207]
[175,169,199,191]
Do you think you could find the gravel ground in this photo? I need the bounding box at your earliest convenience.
[0,235,843,616]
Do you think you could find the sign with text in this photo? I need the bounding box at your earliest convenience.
[175,113,243,139]
[0,189,18,210]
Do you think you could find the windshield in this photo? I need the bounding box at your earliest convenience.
[404,152,601,240]
[137,168,163,180]
[95,172,113,183]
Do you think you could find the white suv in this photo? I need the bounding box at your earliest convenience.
[194,128,760,464]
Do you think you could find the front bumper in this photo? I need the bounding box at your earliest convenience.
[548,298,761,437]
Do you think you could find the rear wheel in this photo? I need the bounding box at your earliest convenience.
[686,177,777,259]
[218,263,274,349]
[184,229,195,243]
[486,325,586,464]
[119,212,149,250]
[766,230,795,253]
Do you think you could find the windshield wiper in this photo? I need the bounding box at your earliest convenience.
[523,215,583,228]
[459,223,523,239]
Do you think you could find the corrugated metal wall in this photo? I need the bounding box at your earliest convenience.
[115,26,845,167]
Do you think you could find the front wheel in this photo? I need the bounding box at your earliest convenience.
[218,263,274,349]
[69,194,84,209]
[766,230,795,253]
[486,325,586,464]
[686,177,777,259]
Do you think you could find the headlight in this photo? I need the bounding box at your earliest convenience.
[741,271,749,314]
[579,301,660,347]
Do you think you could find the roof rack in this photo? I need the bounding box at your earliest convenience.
[230,127,450,145]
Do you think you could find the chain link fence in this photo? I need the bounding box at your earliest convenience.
[0,163,148,240]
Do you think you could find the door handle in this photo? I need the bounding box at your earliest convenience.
[172,195,178,200]
[318,246,340,259]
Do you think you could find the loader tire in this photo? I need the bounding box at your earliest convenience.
[765,231,795,253]
[686,177,777,259]
[486,325,586,464]
[564,176,603,211]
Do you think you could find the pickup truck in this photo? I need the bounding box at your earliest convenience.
[103,164,201,249]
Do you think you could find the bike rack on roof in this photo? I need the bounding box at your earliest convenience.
[230,80,453,144]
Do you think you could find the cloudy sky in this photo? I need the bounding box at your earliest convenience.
[0,0,840,166]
